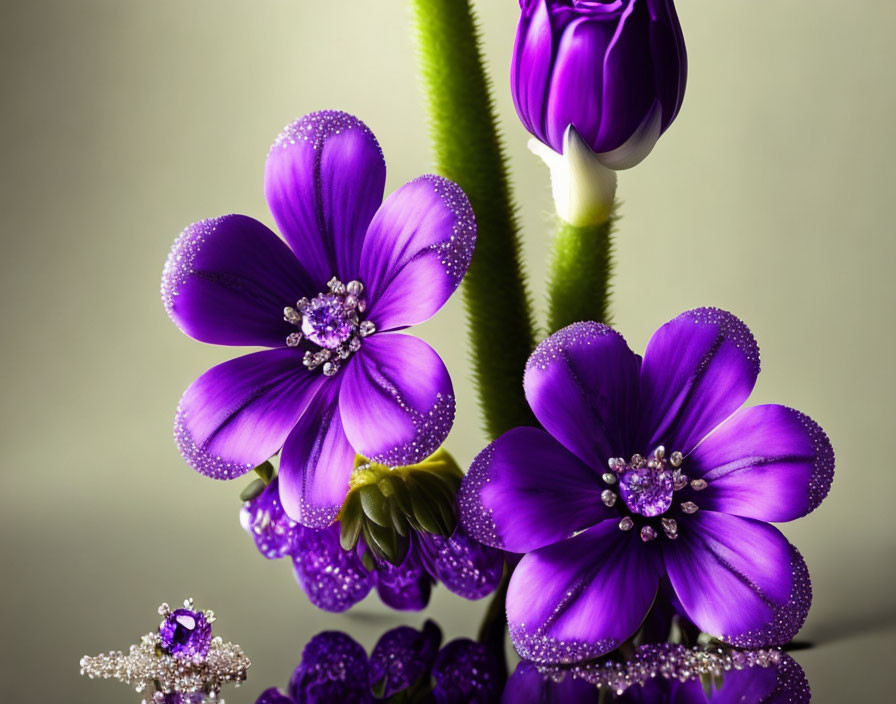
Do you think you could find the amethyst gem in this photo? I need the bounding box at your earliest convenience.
[512,0,687,168]
[459,308,834,663]
[162,110,476,528]
[618,462,674,517]
[299,292,355,349]
[159,609,212,660]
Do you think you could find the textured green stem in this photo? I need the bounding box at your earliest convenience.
[412,0,537,439]
[546,212,616,331]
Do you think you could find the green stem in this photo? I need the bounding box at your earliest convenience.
[477,567,510,644]
[411,0,537,439]
[546,211,616,332]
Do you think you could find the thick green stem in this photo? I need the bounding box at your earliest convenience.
[411,0,537,439]
[546,212,616,332]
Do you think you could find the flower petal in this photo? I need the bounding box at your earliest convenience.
[418,524,505,600]
[339,334,455,466]
[240,477,302,559]
[639,308,760,455]
[278,380,355,528]
[524,322,642,469]
[664,511,812,647]
[174,349,321,479]
[291,523,372,613]
[289,631,372,703]
[592,0,657,156]
[512,0,560,148]
[507,520,661,664]
[368,621,442,698]
[502,661,601,704]
[688,405,834,522]
[544,14,624,154]
[458,426,615,552]
[374,542,433,611]
[647,0,687,131]
[265,111,386,286]
[431,639,503,704]
[359,175,475,331]
[255,689,293,704]
[161,215,317,347]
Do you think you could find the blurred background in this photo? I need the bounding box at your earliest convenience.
[1,1,894,701]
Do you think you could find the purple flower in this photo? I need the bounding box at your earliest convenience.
[512,0,687,168]
[162,110,475,528]
[459,308,834,663]
[159,609,212,661]
[241,478,503,612]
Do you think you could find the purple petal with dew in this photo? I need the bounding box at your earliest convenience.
[502,661,601,704]
[255,689,294,704]
[339,333,455,466]
[161,214,316,347]
[418,523,505,600]
[289,631,373,704]
[524,321,642,471]
[639,307,760,456]
[360,175,475,331]
[663,511,811,648]
[374,540,433,611]
[431,639,503,704]
[458,426,613,553]
[239,477,302,559]
[174,349,323,480]
[368,621,442,698]
[278,379,355,528]
[291,523,373,613]
[688,404,834,522]
[507,520,661,664]
[265,111,386,287]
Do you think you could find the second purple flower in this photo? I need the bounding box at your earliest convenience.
[161,110,476,528]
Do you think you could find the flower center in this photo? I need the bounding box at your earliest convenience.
[618,462,674,517]
[601,446,707,542]
[283,277,376,377]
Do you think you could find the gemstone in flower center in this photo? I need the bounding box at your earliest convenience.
[618,465,674,517]
[301,292,355,348]
[604,448,706,540]
[283,277,376,377]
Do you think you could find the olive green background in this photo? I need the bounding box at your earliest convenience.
[1,1,894,701]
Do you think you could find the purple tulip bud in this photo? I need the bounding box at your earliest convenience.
[511,0,687,170]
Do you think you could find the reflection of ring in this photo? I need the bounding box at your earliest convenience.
[79,599,250,703]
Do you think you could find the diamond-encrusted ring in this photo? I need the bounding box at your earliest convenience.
[79,599,250,703]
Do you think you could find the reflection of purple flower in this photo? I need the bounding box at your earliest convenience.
[257,622,502,703]
[159,609,212,661]
[431,638,502,704]
[162,110,475,528]
[460,309,834,663]
[503,645,810,703]
[512,0,687,168]
[241,478,503,612]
